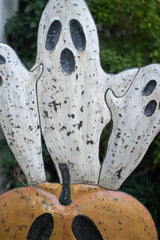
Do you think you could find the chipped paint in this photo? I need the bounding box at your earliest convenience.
[0,0,158,191]
[0,183,157,239]
[0,2,159,237]
[0,44,46,185]
[35,0,138,185]
[99,64,160,190]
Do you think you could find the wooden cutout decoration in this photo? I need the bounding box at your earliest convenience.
[0,0,159,239]
[0,44,46,185]
[36,0,138,185]
[0,179,157,239]
[99,64,160,190]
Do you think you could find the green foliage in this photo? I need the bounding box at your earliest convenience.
[88,0,160,72]
[0,138,53,190]
[2,0,160,235]
[5,0,46,68]
[0,139,26,189]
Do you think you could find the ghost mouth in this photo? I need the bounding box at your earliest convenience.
[60,48,76,74]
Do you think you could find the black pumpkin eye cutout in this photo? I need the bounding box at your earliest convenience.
[72,215,103,240]
[45,20,62,51]
[27,213,54,240]
[70,19,86,52]
[0,55,6,64]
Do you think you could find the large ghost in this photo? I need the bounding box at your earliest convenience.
[36,0,138,185]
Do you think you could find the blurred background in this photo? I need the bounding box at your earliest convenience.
[0,0,159,235]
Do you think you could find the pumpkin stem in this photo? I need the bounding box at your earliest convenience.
[59,163,72,205]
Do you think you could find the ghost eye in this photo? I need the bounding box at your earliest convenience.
[27,213,54,240]
[72,215,103,240]
[0,76,3,86]
[0,55,6,64]
[142,80,157,96]
[45,20,62,51]
[70,19,86,52]
[144,100,157,117]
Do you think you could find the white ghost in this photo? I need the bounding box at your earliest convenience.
[99,64,160,190]
[35,0,138,185]
[0,43,45,185]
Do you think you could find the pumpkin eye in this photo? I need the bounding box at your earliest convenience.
[72,215,103,240]
[27,213,54,240]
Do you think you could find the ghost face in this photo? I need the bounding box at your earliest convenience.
[36,0,100,69]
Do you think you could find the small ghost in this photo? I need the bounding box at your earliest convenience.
[0,43,45,185]
[99,64,160,190]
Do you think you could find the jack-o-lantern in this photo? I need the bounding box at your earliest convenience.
[0,164,157,239]
[0,0,159,239]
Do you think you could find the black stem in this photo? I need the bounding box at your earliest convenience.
[59,163,72,206]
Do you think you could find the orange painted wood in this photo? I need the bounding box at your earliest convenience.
[0,183,157,240]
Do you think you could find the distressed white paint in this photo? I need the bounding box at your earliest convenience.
[99,64,160,190]
[0,43,46,185]
[36,0,138,185]
[1,0,159,190]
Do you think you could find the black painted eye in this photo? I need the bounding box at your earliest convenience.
[144,100,157,117]
[45,20,62,51]
[0,76,3,86]
[27,213,54,240]
[72,215,103,240]
[70,19,86,52]
[60,48,75,74]
[142,80,157,96]
[0,55,6,64]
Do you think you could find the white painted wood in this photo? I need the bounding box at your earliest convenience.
[36,0,138,185]
[99,64,160,190]
[0,43,46,185]
[36,0,106,184]
[1,0,159,190]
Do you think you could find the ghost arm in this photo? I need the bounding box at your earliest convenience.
[0,43,45,185]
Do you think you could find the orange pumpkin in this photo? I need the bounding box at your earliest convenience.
[0,164,157,240]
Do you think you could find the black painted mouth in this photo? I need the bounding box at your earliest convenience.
[60,48,75,74]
